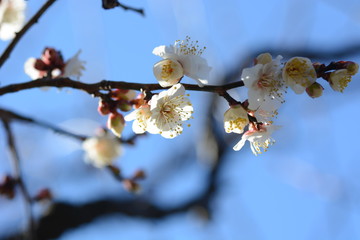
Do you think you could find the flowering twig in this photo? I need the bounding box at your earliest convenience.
[0,0,57,69]
[0,119,35,240]
[0,77,245,97]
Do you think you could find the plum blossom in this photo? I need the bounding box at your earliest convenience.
[233,123,278,156]
[125,104,154,134]
[62,50,86,79]
[241,53,285,112]
[224,104,249,134]
[24,48,85,80]
[282,57,316,94]
[153,36,211,87]
[82,130,121,168]
[329,69,357,93]
[148,84,193,138]
[0,0,26,40]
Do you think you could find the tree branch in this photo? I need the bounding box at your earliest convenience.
[0,77,245,97]
[0,0,57,69]
[1,119,35,240]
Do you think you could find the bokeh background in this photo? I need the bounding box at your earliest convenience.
[1,0,360,239]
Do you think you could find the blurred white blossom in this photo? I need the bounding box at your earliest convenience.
[0,0,26,40]
[82,130,121,168]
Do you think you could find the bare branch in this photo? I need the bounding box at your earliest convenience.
[1,119,35,240]
[0,77,245,97]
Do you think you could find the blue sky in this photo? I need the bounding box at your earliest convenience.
[1,0,360,239]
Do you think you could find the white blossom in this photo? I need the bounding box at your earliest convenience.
[0,0,26,40]
[282,57,316,94]
[63,50,86,80]
[242,54,285,112]
[148,83,193,139]
[329,69,353,93]
[233,124,278,155]
[82,131,121,168]
[125,104,155,134]
[153,37,211,87]
[224,104,249,134]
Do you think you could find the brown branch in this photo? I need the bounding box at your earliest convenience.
[0,107,87,141]
[1,119,36,240]
[0,77,244,97]
[0,0,57,69]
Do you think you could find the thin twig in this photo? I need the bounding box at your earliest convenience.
[0,0,57,68]
[1,119,36,240]
[0,77,245,97]
[117,2,144,16]
[0,108,87,141]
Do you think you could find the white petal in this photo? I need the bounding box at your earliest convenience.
[233,138,247,151]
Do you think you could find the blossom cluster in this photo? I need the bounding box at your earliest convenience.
[24,47,85,80]
[20,38,358,168]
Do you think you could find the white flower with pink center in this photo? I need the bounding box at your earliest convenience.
[233,123,278,155]
[241,53,285,113]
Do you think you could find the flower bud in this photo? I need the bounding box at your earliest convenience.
[224,104,249,134]
[132,169,146,180]
[255,53,272,65]
[117,100,132,112]
[283,57,317,94]
[306,82,324,98]
[111,89,137,101]
[329,69,352,93]
[107,113,125,137]
[98,100,111,115]
[34,188,52,202]
[344,61,359,76]
[122,179,141,194]
[153,59,184,87]
[0,175,16,199]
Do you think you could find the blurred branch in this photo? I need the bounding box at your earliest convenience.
[0,107,87,141]
[0,77,244,97]
[1,119,35,240]
[0,0,57,69]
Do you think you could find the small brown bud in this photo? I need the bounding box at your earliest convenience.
[0,175,16,199]
[132,170,146,180]
[34,188,52,202]
[122,179,141,193]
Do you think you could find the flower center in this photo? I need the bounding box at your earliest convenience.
[336,75,351,92]
[227,118,248,132]
[257,73,285,103]
[176,36,206,56]
[161,62,174,80]
[285,58,315,87]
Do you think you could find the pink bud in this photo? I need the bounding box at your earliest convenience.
[107,113,125,137]
[98,100,111,115]
[117,100,132,112]
[122,179,141,193]
[34,188,52,202]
